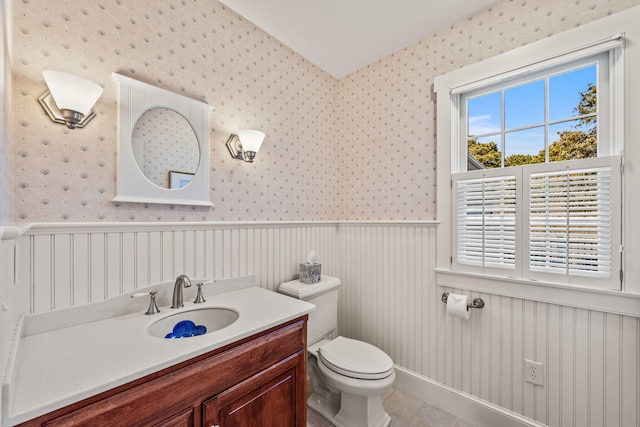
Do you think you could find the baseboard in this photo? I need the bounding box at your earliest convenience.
[393,366,549,427]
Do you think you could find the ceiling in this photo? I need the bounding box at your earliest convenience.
[218,0,498,78]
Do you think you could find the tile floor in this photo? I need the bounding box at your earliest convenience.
[307,387,479,427]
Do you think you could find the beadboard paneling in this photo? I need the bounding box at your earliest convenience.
[336,223,639,427]
[14,223,337,314]
[336,224,437,371]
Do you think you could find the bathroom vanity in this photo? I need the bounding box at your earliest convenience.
[18,317,307,426]
[2,281,314,427]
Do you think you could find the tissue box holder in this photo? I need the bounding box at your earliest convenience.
[299,263,321,284]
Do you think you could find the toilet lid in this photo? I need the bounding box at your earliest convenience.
[318,336,394,380]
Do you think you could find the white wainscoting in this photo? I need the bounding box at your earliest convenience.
[336,223,437,372]
[12,222,337,314]
[337,223,639,427]
[1,221,638,427]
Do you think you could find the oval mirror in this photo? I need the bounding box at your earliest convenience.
[131,107,200,189]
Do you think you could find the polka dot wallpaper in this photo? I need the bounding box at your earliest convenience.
[8,0,339,222]
[5,0,640,222]
[335,0,640,220]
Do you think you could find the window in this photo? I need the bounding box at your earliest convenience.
[443,38,623,290]
[463,56,607,170]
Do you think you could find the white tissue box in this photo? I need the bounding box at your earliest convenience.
[299,263,321,284]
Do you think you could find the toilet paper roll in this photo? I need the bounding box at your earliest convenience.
[447,293,471,320]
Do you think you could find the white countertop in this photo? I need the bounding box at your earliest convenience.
[1,279,314,426]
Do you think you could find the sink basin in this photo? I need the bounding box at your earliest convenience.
[148,308,239,339]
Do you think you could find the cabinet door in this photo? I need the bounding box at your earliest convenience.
[203,355,303,427]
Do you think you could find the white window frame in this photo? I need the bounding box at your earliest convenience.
[452,46,622,288]
[452,49,621,289]
[434,8,640,316]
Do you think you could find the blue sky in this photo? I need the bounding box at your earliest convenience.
[468,66,596,157]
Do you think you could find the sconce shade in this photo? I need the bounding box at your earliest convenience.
[237,129,265,153]
[227,129,265,162]
[41,71,103,128]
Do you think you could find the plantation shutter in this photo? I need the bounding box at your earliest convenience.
[455,174,517,270]
[527,159,617,279]
[453,156,620,288]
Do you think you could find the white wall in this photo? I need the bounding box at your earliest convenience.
[0,239,10,424]
[11,222,337,312]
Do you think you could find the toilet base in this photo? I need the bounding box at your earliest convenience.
[308,391,340,423]
[334,391,392,427]
[308,390,392,427]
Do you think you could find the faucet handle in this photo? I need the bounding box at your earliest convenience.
[131,291,161,315]
[194,280,215,304]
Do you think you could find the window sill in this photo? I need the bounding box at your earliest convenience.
[435,269,640,317]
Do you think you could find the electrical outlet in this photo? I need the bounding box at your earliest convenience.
[525,359,544,386]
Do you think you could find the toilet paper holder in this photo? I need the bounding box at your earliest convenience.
[441,292,485,310]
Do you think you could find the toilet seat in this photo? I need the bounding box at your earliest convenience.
[318,336,394,380]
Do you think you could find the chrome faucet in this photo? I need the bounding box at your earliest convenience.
[171,274,192,308]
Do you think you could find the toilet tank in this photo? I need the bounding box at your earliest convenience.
[278,275,342,346]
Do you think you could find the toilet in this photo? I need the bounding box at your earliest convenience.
[279,275,395,427]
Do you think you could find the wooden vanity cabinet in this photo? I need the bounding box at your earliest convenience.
[203,356,299,426]
[19,316,307,427]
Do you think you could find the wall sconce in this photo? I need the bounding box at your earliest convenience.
[38,70,103,129]
[226,129,266,163]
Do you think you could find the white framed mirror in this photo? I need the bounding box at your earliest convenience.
[112,73,214,206]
